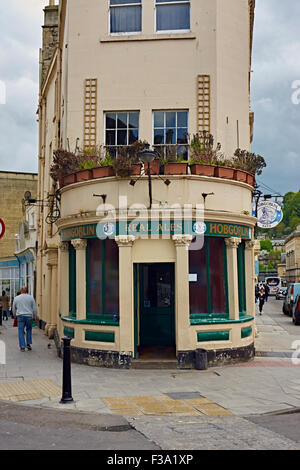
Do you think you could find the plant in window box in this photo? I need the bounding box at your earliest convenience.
[232,149,266,186]
[214,158,235,179]
[189,133,220,176]
[50,148,79,186]
[159,145,188,175]
[91,151,115,179]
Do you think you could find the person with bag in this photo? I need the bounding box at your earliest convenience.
[12,286,37,352]
[0,290,9,321]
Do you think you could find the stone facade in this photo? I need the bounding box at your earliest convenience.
[0,172,37,259]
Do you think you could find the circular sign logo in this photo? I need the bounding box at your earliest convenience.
[0,219,5,239]
[193,221,207,235]
[103,222,115,237]
[257,201,283,229]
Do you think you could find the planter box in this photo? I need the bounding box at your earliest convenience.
[58,177,65,188]
[164,162,188,175]
[63,173,76,185]
[215,166,235,180]
[92,166,115,179]
[144,160,161,175]
[234,169,248,183]
[190,163,216,177]
[131,163,142,175]
[246,173,255,186]
[76,169,92,182]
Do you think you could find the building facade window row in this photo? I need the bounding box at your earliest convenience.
[110,0,190,34]
[104,110,189,158]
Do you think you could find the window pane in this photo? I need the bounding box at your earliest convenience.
[177,145,188,160]
[177,128,188,144]
[111,5,142,33]
[117,129,127,145]
[154,129,164,145]
[157,4,190,31]
[128,128,138,144]
[88,240,102,315]
[104,240,119,315]
[209,238,226,314]
[106,113,116,129]
[154,112,164,128]
[106,130,116,146]
[166,111,176,127]
[117,113,127,128]
[129,112,139,128]
[166,128,176,144]
[177,111,188,127]
[189,240,208,314]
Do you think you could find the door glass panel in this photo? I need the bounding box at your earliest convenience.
[142,265,171,309]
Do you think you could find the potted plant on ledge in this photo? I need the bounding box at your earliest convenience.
[156,145,188,175]
[189,132,219,176]
[232,148,266,186]
[91,151,115,179]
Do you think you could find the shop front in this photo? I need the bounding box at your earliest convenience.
[56,207,255,368]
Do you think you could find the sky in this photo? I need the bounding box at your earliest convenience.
[0,0,299,196]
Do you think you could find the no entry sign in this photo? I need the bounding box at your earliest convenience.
[0,218,5,239]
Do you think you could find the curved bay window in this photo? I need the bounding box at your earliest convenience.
[86,239,119,320]
[189,238,228,319]
[237,241,246,317]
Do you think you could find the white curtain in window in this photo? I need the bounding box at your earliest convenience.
[111,6,142,33]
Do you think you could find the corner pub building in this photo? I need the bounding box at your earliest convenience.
[37,0,257,368]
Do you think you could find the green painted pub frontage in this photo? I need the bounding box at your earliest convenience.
[54,216,256,369]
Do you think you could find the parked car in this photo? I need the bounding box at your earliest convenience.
[276,287,287,300]
[292,293,300,325]
[283,283,300,316]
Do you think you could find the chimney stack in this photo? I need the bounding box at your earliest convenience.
[39,2,59,89]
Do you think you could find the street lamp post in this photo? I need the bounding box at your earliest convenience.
[138,144,156,208]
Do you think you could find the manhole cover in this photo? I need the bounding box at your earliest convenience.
[165,392,203,400]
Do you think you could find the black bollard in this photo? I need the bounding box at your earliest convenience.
[60,336,74,404]
[0,308,2,326]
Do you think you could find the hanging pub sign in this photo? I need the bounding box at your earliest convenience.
[256,201,283,229]
[0,218,5,239]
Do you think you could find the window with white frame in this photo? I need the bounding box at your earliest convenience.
[105,112,139,156]
[155,0,190,32]
[153,110,189,160]
[110,0,142,34]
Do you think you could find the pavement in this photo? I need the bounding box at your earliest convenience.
[1,298,300,450]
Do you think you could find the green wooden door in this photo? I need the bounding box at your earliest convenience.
[139,263,175,346]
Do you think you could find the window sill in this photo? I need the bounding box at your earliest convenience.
[62,315,119,326]
[190,315,254,325]
[100,32,196,43]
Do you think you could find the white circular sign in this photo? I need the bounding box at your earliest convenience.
[0,219,5,239]
[193,221,207,235]
[257,201,283,229]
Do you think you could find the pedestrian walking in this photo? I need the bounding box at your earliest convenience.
[12,286,37,352]
[258,283,265,315]
[255,284,259,302]
[0,290,9,320]
[264,283,270,302]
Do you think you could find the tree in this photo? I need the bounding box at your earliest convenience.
[260,239,273,252]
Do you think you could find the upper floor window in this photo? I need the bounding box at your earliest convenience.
[156,0,190,32]
[153,110,189,160]
[110,0,142,34]
[105,111,139,156]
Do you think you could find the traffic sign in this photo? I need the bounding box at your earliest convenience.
[0,218,5,239]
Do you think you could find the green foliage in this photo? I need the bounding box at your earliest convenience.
[260,239,273,252]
